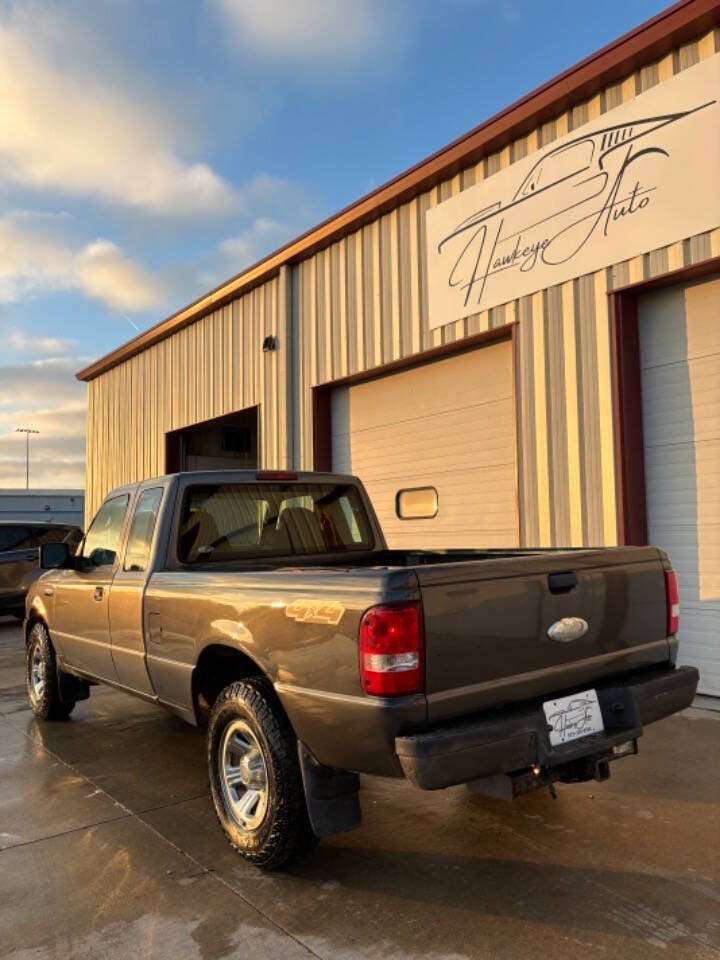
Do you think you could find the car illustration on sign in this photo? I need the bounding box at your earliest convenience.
[546,696,597,736]
[436,100,716,314]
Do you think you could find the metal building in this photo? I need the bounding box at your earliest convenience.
[78,0,720,695]
[0,489,84,526]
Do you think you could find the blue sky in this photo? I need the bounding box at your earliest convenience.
[0,0,670,488]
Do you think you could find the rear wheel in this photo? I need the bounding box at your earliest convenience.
[26,623,75,720]
[207,679,317,869]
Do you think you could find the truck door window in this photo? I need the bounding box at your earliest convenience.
[34,526,80,546]
[124,488,164,572]
[81,495,130,567]
[0,526,33,551]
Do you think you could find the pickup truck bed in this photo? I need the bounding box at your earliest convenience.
[24,470,698,869]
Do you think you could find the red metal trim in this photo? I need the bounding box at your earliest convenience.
[611,293,648,546]
[312,389,332,472]
[318,323,514,391]
[610,255,720,296]
[165,431,182,474]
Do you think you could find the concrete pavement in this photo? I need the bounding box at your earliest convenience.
[1,615,718,960]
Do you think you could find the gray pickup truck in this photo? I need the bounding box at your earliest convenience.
[25,470,698,869]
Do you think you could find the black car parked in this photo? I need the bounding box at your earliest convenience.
[0,523,83,619]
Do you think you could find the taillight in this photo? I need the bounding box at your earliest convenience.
[665,569,679,635]
[359,602,423,696]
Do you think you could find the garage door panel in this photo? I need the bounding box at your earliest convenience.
[640,276,720,696]
[332,342,518,549]
[344,352,513,430]
[642,367,709,420]
[639,279,720,367]
[347,406,514,459]
[365,471,518,507]
[347,398,514,446]
[349,439,515,478]
[635,288,686,366]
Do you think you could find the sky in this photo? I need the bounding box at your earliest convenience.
[0,0,672,490]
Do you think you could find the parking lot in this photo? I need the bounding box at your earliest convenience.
[1,615,718,960]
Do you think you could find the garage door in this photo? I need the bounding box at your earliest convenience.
[639,276,720,697]
[331,341,518,548]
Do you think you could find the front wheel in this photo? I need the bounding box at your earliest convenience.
[207,679,316,869]
[26,623,75,720]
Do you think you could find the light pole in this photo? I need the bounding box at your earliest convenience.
[15,427,39,489]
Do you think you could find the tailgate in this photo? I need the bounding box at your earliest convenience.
[417,547,672,723]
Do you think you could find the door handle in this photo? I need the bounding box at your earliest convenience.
[548,571,578,594]
[44,588,54,598]
[94,586,105,601]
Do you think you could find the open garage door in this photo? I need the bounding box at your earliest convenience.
[331,341,518,548]
[639,276,720,697]
[166,408,258,473]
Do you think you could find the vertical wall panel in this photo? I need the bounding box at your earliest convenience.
[516,295,539,546]
[544,286,570,546]
[85,276,282,520]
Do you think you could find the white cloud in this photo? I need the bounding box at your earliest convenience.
[0,360,86,487]
[218,217,296,269]
[0,9,237,214]
[75,241,162,312]
[0,216,163,312]
[0,403,86,444]
[4,327,77,355]
[216,0,394,63]
[0,358,86,407]
[0,445,85,489]
[167,175,323,295]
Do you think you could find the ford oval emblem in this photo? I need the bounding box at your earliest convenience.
[547,617,589,642]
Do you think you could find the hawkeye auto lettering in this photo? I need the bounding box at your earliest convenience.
[426,54,720,327]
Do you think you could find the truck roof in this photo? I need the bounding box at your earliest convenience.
[104,470,361,498]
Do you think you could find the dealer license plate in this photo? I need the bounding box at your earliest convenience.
[543,688,604,747]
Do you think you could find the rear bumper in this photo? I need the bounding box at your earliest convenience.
[395,665,699,790]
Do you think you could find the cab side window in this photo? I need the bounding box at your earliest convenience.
[124,488,164,572]
[81,495,130,567]
[35,526,81,546]
[0,526,33,551]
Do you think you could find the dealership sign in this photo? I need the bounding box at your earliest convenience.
[426,54,720,328]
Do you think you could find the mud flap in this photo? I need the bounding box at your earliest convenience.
[58,669,90,704]
[298,742,361,838]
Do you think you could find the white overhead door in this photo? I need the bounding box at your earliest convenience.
[331,341,518,548]
[639,276,720,697]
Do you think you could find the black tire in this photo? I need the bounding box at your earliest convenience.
[26,622,75,720]
[208,679,317,870]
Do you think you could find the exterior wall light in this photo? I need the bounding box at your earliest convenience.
[262,335,278,352]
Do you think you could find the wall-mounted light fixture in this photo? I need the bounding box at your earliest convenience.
[262,335,278,352]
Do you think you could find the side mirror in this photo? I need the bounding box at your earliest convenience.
[396,487,439,520]
[40,542,70,569]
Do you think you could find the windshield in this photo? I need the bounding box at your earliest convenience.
[177,482,374,563]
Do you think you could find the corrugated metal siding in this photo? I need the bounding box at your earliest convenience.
[87,30,720,541]
[85,276,286,521]
[294,28,719,548]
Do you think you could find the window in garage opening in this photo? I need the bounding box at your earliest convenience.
[166,407,258,473]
